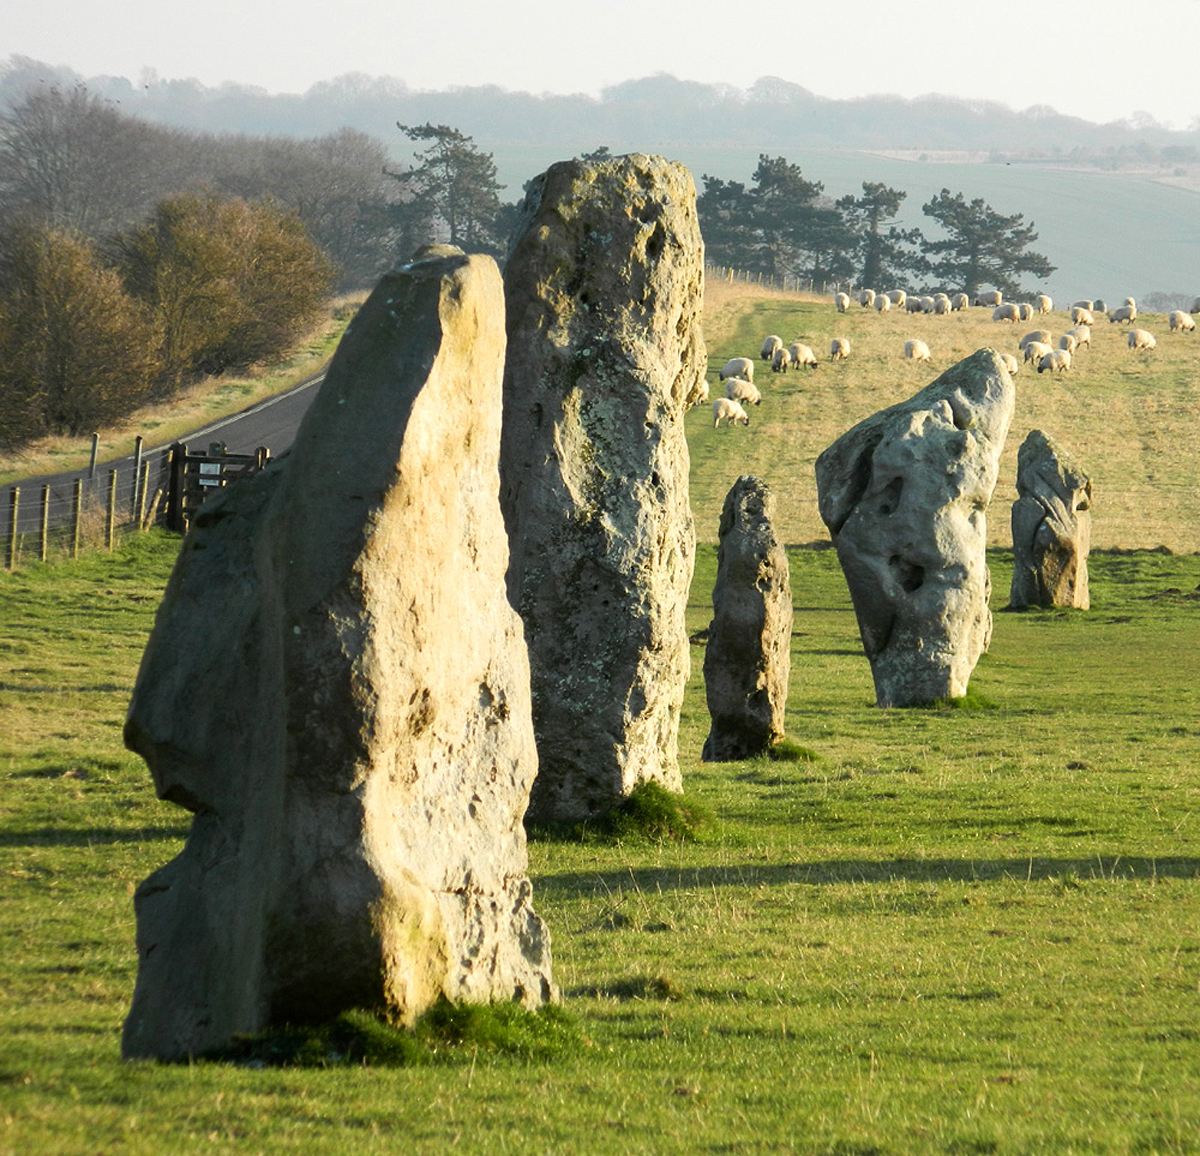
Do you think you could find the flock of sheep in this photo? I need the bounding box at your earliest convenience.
[708,288,1199,428]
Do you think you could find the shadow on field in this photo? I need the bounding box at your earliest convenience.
[0,825,189,847]
[533,856,1200,896]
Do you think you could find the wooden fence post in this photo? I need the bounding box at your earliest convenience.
[132,436,144,518]
[106,469,117,551]
[39,485,50,563]
[137,460,150,530]
[71,480,82,559]
[5,487,17,572]
[89,433,99,480]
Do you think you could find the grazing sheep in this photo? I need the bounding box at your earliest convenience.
[695,379,710,405]
[1093,299,1107,314]
[789,342,819,369]
[725,377,762,405]
[1168,310,1195,333]
[904,338,932,362]
[1065,325,1091,350]
[1071,307,1095,326]
[830,337,851,361]
[951,292,969,311]
[933,294,952,315]
[859,288,876,307]
[1058,334,1077,355]
[834,291,850,313]
[1127,328,1156,351]
[975,290,1003,307]
[920,295,937,313]
[1020,329,1053,349]
[993,303,1021,323]
[1108,305,1137,325]
[999,352,1020,375]
[760,335,783,361]
[874,293,891,313]
[1037,348,1072,374]
[1072,299,1094,312]
[720,357,755,381]
[713,397,750,427]
[1016,303,1034,321]
[1034,294,1053,313]
[905,295,925,313]
[1123,297,1136,309]
[887,289,907,308]
[771,346,792,373]
[1024,340,1053,365]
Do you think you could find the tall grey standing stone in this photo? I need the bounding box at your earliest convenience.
[814,349,1015,707]
[122,247,554,1061]
[702,476,792,761]
[1010,429,1092,609]
[500,154,707,822]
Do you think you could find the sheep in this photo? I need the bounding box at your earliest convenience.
[720,357,755,381]
[904,338,932,362]
[974,289,1002,307]
[1020,329,1053,349]
[713,397,750,427]
[1127,328,1156,351]
[694,379,710,405]
[1072,299,1094,312]
[1108,305,1137,325]
[1065,325,1091,350]
[771,346,793,373]
[760,335,783,361]
[921,295,937,313]
[874,293,891,313]
[859,288,876,308]
[1093,299,1107,314]
[789,342,819,369]
[905,295,924,313]
[725,377,762,405]
[830,337,851,361]
[933,294,951,315]
[834,291,850,313]
[1071,307,1095,326]
[1123,296,1136,309]
[887,289,907,308]
[992,303,1021,323]
[999,352,1020,375]
[1037,348,1072,374]
[1168,310,1196,334]
[1058,333,1077,356]
[1034,294,1053,314]
[951,292,969,312]
[1024,340,1053,365]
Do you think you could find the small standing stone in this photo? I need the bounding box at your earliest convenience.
[1010,429,1092,609]
[702,476,792,761]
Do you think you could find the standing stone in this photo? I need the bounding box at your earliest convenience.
[814,349,1015,707]
[122,247,554,1061]
[501,154,706,822]
[702,476,792,761]
[1010,429,1092,609]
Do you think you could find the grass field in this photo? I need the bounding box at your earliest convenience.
[2,284,1200,1154]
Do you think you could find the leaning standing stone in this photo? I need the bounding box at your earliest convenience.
[501,153,707,822]
[1010,429,1092,609]
[122,247,554,1061]
[814,349,1015,707]
[702,476,792,761]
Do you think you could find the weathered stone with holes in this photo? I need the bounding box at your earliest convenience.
[122,246,554,1061]
[500,153,707,822]
[702,476,792,761]
[814,348,1015,707]
[1010,429,1092,609]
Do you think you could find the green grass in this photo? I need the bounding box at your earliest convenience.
[3,520,1200,1153]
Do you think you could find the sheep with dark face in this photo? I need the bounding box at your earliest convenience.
[1127,328,1156,351]
[713,397,750,427]
[720,357,754,381]
[1168,310,1195,334]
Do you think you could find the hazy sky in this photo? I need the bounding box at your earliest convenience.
[4,0,1197,130]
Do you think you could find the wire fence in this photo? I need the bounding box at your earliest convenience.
[704,264,841,297]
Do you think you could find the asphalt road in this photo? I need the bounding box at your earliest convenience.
[3,370,326,536]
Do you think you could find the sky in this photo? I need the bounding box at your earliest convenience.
[3,0,1197,131]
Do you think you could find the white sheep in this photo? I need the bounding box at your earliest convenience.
[1065,325,1091,350]
[834,291,850,313]
[1072,299,1094,312]
[1034,294,1053,314]
[1071,307,1095,326]
[951,292,969,312]
[713,397,750,427]
[760,335,783,361]
[920,295,937,313]
[904,338,931,362]
[999,352,1020,375]
[1168,310,1195,334]
[694,379,710,405]
[830,337,851,361]
[724,377,762,406]
[771,346,792,373]
[887,289,907,308]
[1024,340,1053,365]
[992,303,1021,323]
[1108,305,1137,325]
[1123,296,1136,309]
[905,295,924,313]
[933,294,951,315]
[859,288,876,308]
[975,290,1003,307]
[1019,329,1053,349]
[1017,303,1034,321]
[1127,328,1156,351]
[1037,348,1072,374]
[720,357,755,381]
[1058,333,1077,355]
[1093,299,1107,314]
[789,342,819,369]
[874,293,891,313]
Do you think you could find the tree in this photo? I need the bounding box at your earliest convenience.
[389,123,505,256]
[920,188,1056,297]
[0,222,160,446]
[835,182,927,289]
